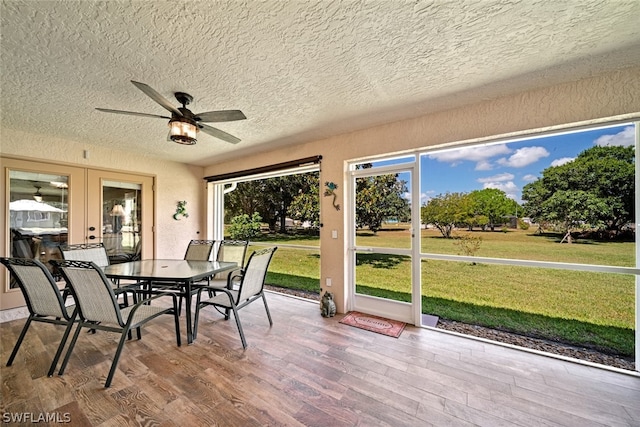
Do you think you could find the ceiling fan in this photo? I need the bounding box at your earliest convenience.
[96,80,246,145]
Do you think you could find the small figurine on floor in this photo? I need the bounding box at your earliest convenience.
[320,290,337,317]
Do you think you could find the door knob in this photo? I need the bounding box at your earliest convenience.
[89,226,96,231]
[89,235,96,240]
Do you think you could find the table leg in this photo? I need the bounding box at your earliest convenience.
[185,280,193,344]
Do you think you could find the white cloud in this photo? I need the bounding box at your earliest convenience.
[522,174,538,182]
[483,181,519,199]
[428,144,511,166]
[550,157,574,167]
[477,173,514,183]
[594,126,635,147]
[474,160,493,171]
[497,146,549,168]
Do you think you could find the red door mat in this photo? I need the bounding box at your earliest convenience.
[339,311,406,338]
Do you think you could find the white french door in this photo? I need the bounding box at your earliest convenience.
[1,158,155,310]
[347,161,421,325]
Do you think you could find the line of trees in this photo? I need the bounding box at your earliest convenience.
[421,188,519,238]
[421,145,635,242]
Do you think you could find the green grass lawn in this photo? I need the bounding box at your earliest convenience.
[246,227,636,356]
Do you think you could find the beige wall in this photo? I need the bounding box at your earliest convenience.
[1,128,206,260]
[204,67,640,313]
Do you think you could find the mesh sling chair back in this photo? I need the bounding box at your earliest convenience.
[60,242,110,267]
[0,257,77,377]
[153,240,217,315]
[210,240,249,288]
[51,260,181,388]
[194,247,277,349]
[184,240,216,261]
[60,242,139,304]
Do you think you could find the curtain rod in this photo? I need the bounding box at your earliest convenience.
[204,155,322,182]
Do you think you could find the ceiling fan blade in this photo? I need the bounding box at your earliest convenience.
[195,110,246,122]
[130,80,183,116]
[198,123,241,144]
[96,108,171,119]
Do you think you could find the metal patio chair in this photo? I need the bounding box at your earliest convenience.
[193,247,277,349]
[51,259,181,388]
[0,257,77,377]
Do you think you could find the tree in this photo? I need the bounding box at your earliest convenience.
[468,188,515,231]
[289,176,320,227]
[522,145,634,242]
[421,192,472,238]
[225,172,319,233]
[355,170,410,233]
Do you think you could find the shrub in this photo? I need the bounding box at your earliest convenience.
[228,212,262,240]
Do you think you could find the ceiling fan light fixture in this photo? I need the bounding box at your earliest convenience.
[168,117,198,145]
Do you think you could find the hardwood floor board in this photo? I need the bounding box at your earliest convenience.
[293,401,354,427]
[325,346,392,376]
[238,372,305,415]
[33,374,76,413]
[278,374,361,426]
[456,348,549,383]
[338,371,420,416]
[383,364,469,405]
[2,292,638,426]
[510,378,634,426]
[363,368,448,413]
[55,400,94,427]
[541,372,640,409]
[70,379,125,425]
[110,386,174,426]
[339,387,423,427]
[485,387,611,427]
[418,357,515,396]
[467,393,570,427]
[344,343,411,372]
[160,396,223,427]
[406,360,510,401]
[415,401,473,427]
[443,398,528,427]
[0,367,36,409]
[432,350,517,385]
[282,361,349,401]
[282,351,346,383]
[360,337,435,368]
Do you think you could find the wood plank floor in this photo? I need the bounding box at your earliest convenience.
[1,292,639,426]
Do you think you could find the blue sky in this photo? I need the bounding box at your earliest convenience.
[384,124,635,206]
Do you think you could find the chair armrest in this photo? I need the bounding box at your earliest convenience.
[227,267,244,289]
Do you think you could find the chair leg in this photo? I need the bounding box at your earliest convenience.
[6,316,33,366]
[105,328,130,388]
[230,305,247,349]
[58,322,84,375]
[48,318,76,377]
[193,301,201,339]
[261,293,273,326]
[174,305,182,347]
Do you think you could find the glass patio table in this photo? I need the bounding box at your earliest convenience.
[103,259,237,344]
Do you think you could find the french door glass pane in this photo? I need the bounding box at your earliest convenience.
[102,180,141,258]
[9,170,68,283]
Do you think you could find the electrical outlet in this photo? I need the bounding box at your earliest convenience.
[326,277,332,287]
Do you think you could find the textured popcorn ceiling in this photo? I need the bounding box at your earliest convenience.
[1,1,639,166]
